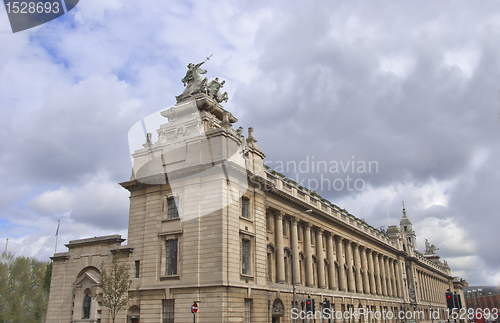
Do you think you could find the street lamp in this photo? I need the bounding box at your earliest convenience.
[290,209,312,323]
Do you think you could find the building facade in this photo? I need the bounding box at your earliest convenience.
[45,68,463,323]
[464,285,500,321]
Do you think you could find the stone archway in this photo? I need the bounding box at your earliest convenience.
[272,298,285,323]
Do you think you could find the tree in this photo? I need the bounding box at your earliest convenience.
[42,261,52,295]
[0,252,49,323]
[92,254,133,323]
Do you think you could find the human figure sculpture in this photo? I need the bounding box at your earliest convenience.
[424,239,439,254]
[207,77,221,98]
[176,61,208,102]
[215,80,229,103]
[82,292,91,319]
[206,78,229,103]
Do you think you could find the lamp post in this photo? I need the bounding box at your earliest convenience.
[290,209,312,323]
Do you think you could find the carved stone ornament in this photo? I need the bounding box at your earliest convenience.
[409,286,416,302]
[272,298,285,315]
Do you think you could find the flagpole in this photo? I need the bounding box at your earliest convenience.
[55,220,60,254]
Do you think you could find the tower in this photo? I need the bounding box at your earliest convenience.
[400,203,418,251]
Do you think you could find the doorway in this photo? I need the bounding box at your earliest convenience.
[128,316,139,323]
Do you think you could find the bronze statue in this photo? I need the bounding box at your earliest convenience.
[82,292,91,319]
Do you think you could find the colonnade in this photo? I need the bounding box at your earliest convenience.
[416,269,448,304]
[270,210,404,298]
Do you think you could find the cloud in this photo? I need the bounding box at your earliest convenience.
[28,178,129,230]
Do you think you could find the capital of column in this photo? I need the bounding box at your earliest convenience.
[292,216,299,225]
[335,235,343,242]
[316,227,324,235]
[278,210,285,219]
[305,222,313,229]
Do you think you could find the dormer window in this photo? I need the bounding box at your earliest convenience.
[404,226,407,232]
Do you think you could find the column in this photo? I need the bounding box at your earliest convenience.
[430,276,434,303]
[291,217,300,285]
[360,246,370,294]
[345,240,356,292]
[275,211,285,283]
[316,228,326,289]
[427,275,432,302]
[326,232,338,290]
[385,257,393,297]
[431,275,435,302]
[373,251,382,295]
[304,223,314,287]
[336,236,347,292]
[367,249,376,295]
[389,259,398,297]
[394,258,403,298]
[416,271,422,301]
[353,242,363,293]
[379,254,388,296]
[423,273,429,301]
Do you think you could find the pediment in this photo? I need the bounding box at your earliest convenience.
[75,271,101,287]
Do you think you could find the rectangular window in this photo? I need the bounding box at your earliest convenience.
[241,198,249,218]
[283,221,287,237]
[242,239,250,275]
[266,213,271,231]
[167,197,179,219]
[244,299,252,323]
[166,239,178,275]
[162,299,175,323]
[135,260,140,278]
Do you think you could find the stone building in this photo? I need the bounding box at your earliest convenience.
[45,65,463,323]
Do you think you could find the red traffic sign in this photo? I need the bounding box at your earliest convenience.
[191,302,198,313]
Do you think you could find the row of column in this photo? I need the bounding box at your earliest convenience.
[417,270,448,304]
[274,211,403,298]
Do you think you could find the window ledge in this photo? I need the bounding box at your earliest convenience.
[240,274,254,281]
[162,217,180,223]
[160,275,180,281]
[239,216,253,223]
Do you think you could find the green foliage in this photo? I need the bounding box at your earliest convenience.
[0,252,50,323]
[92,254,133,323]
[42,262,52,294]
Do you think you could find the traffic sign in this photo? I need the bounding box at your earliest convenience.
[191,302,198,313]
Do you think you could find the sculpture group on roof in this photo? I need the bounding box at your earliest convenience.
[176,56,229,104]
[424,238,439,255]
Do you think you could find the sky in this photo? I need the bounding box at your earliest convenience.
[0,0,499,286]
